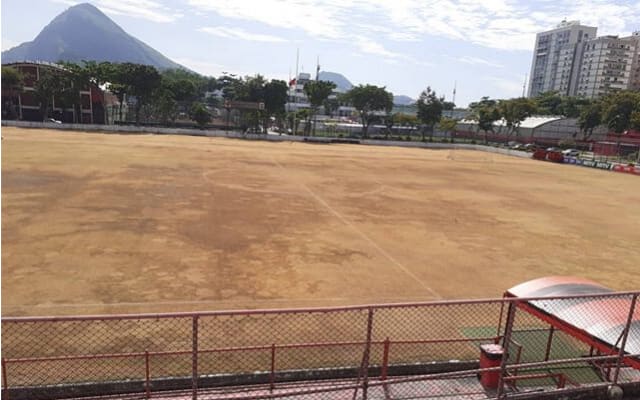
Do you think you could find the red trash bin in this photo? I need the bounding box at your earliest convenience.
[479,344,503,389]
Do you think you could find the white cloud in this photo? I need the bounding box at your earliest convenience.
[173,57,289,81]
[51,0,181,23]
[2,38,18,51]
[457,56,504,68]
[354,37,402,59]
[51,0,78,5]
[172,57,228,77]
[483,76,525,97]
[188,0,348,39]
[186,0,640,51]
[199,26,287,43]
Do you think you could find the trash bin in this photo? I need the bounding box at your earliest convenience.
[479,344,504,389]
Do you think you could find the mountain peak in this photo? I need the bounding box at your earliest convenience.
[318,71,353,92]
[2,3,184,70]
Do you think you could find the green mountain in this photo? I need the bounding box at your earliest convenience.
[393,95,415,106]
[1,3,184,70]
[318,71,353,92]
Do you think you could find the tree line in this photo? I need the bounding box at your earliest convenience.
[1,62,291,130]
[7,61,635,140]
[469,90,640,143]
[2,62,460,138]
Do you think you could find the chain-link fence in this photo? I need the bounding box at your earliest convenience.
[2,292,639,400]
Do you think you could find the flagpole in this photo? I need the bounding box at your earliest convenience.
[452,80,457,105]
[292,48,299,135]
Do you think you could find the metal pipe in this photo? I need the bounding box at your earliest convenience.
[544,326,555,361]
[381,338,390,382]
[192,316,198,400]
[613,294,638,383]
[362,308,374,400]
[496,299,506,341]
[2,357,8,393]
[2,336,499,365]
[269,344,276,392]
[497,301,517,399]
[5,291,638,323]
[145,351,150,399]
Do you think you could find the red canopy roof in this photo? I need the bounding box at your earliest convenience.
[506,277,640,359]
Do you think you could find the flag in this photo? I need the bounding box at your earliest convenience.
[289,78,297,87]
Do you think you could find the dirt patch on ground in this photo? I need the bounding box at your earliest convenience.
[3,127,640,316]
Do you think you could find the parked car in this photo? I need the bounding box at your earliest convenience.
[562,149,580,157]
[546,147,562,152]
[523,143,539,152]
[511,144,525,150]
[47,118,62,124]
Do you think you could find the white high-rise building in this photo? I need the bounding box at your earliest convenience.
[528,20,597,97]
[575,35,638,98]
[626,31,640,91]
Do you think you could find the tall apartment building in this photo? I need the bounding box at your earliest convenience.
[575,35,637,98]
[528,20,597,97]
[626,31,640,91]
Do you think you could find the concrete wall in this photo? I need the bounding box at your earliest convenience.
[1,120,530,159]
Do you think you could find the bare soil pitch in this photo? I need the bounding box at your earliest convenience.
[2,127,639,316]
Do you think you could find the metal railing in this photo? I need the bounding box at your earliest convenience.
[2,292,639,399]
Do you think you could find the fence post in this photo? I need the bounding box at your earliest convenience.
[497,300,517,399]
[544,326,555,361]
[145,351,151,399]
[496,301,505,341]
[2,357,8,398]
[613,294,638,384]
[362,308,374,400]
[381,338,390,381]
[192,316,199,400]
[269,344,276,392]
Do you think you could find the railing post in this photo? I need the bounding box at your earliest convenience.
[145,351,151,399]
[612,294,637,384]
[381,338,390,381]
[192,316,199,400]
[2,357,8,399]
[362,308,374,400]
[544,326,555,361]
[496,300,506,340]
[558,374,566,389]
[269,344,276,392]
[497,300,517,399]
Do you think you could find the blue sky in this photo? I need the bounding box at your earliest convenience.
[2,0,639,107]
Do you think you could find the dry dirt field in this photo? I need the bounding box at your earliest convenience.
[2,127,640,316]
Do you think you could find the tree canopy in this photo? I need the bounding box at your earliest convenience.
[303,80,336,135]
[497,97,537,138]
[416,87,444,141]
[344,84,393,138]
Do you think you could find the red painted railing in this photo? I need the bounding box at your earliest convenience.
[2,292,639,399]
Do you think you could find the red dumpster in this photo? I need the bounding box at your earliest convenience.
[479,344,504,389]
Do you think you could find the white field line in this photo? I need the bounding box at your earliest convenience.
[270,156,442,299]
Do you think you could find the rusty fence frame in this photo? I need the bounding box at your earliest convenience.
[2,291,639,400]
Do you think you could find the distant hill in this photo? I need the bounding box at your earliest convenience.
[1,3,184,70]
[318,71,353,92]
[393,95,415,106]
